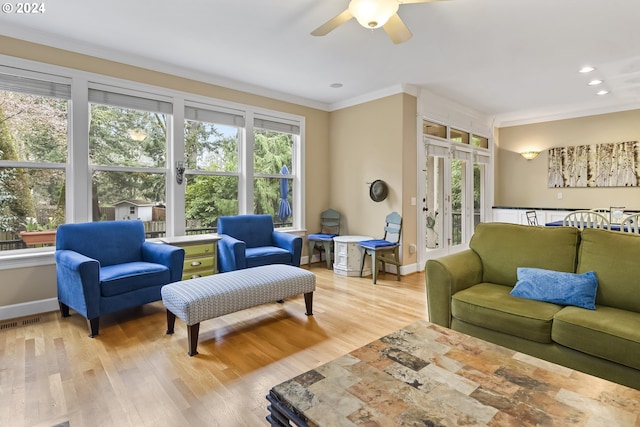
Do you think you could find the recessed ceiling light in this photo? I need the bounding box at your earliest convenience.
[579,66,595,73]
[329,83,343,88]
[596,89,609,96]
[588,79,603,86]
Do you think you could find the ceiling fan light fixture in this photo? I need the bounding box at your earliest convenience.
[349,0,399,29]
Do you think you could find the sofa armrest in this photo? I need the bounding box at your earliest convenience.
[142,242,185,283]
[217,234,247,272]
[272,231,303,267]
[425,249,483,328]
[55,249,101,318]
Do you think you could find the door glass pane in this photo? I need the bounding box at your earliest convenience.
[451,159,466,245]
[450,129,470,144]
[425,154,443,250]
[422,120,447,138]
[474,163,484,227]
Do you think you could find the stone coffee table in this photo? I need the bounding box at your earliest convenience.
[266,320,640,426]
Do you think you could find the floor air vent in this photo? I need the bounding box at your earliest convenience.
[0,316,41,330]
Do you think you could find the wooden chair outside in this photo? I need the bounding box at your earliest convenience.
[307,208,341,269]
[621,213,640,234]
[563,210,610,230]
[358,211,402,284]
[525,210,539,226]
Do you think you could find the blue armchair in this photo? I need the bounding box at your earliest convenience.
[217,214,302,273]
[55,220,185,337]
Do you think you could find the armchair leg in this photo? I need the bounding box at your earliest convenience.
[59,302,70,318]
[88,317,99,338]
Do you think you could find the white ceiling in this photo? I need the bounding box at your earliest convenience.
[2,0,640,125]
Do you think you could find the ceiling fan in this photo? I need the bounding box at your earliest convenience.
[311,0,445,44]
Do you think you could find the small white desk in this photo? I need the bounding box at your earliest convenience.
[333,235,372,277]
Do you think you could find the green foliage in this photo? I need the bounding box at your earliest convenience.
[0,97,37,230]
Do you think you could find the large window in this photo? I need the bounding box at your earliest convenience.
[89,89,171,237]
[184,105,242,234]
[0,60,305,255]
[0,71,69,250]
[253,116,298,229]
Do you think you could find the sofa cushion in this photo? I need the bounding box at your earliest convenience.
[469,223,580,286]
[577,229,640,312]
[510,267,598,310]
[553,306,640,370]
[452,283,563,343]
[100,262,170,297]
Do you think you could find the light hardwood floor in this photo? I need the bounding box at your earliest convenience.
[0,266,427,427]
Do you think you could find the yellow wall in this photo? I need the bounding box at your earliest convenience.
[0,36,331,307]
[0,36,420,312]
[496,109,640,210]
[329,93,417,265]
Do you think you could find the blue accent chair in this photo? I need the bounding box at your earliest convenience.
[55,220,185,337]
[217,214,302,273]
[307,208,341,269]
[358,211,403,284]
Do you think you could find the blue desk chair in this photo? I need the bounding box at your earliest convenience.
[55,220,185,337]
[358,211,402,284]
[307,208,341,269]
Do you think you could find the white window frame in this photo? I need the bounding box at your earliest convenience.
[0,55,306,269]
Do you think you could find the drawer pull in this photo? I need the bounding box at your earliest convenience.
[191,274,201,279]
[190,261,202,267]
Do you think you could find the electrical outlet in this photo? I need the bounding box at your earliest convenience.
[557,192,563,200]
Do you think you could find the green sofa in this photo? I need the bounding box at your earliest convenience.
[425,222,640,390]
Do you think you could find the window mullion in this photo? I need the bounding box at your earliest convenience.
[242,112,254,215]
[70,77,90,223]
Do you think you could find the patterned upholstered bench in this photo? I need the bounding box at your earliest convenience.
[161,264,316,356]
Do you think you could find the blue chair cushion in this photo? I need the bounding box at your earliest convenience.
[358,239,397,249]
[308,233,338,241]
[100,262,170,297]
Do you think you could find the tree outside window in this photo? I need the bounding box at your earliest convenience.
[0,89,68,250]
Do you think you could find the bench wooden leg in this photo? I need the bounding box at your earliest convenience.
[166,310,176,334]
[304,292,313,316]
[187,323,200,356]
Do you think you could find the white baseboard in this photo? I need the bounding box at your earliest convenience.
[0,298,59,321]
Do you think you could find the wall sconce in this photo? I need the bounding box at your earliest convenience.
[520,151,539,160]
[176,161,185,185]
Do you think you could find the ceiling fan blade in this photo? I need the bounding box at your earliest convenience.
[383,13,412,44]
[311,9,354,36]
[398,0,448,3]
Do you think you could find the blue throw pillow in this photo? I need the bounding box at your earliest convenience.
[510,267,598,310]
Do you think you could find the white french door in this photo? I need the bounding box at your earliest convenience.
[418,138,489,267]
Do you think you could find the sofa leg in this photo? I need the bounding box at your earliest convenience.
[88,317,99,338]
[166,310,176,334]
[304,292,313,316]
[59,302,70,318]
[187,323,200,356]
